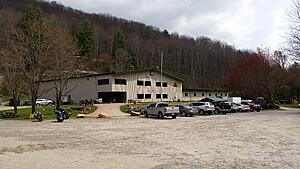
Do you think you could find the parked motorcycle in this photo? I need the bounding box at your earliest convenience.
[55,109,64,122]
[36,112,44,122]
[54,108,71,122]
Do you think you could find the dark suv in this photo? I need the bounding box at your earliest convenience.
[214,102,231,114]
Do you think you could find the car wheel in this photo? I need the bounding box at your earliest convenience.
[199,110,204,116]
[256,109,261,112]
[239,108,243,112]
[215,109,220,114]
[36,103,40,107]
[250,109,254,112]
[144,111,148,118]
[158,112,164,119]
[182,111,187,117]
[172,115,176,119]
[48,103,52,106]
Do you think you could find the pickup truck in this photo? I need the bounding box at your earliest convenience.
[144,102,179,119]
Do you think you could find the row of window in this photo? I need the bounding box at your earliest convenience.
[98,79,168,87]
[137,94,168,99]
[98,79,127,85]
[184,93,228,97]
[137,80,167,87]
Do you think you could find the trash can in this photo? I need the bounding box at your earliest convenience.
[0,95,2,105]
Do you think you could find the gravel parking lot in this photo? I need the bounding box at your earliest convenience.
[0,109,299,169]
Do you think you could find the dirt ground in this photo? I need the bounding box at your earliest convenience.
[86,103,129,118]
[0,109,299,169]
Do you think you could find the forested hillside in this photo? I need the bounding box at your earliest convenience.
[0,0,250,90]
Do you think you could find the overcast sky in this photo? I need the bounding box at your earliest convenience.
[54,0,292,50]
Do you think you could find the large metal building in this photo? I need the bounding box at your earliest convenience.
[39,69,183,103]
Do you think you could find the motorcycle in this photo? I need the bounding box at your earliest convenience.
[36,112,44,122]
[54,108,71,122]
[62,108,71,119]
[55,109,64,122]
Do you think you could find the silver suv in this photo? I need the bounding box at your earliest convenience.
[36,99,53,106]
[189,102,215,115]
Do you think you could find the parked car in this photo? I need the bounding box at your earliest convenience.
[241,101,261,112]
[231,103,250,112]
[189,102,215,115]
[94,98,103,104]
[175,105,196,117]
[254,97,280,109]
[214,102,231,114]
[144,102,179,119]
[36,99,53,106]
[266,102,280,109]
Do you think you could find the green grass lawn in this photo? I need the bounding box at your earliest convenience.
[1,105,97,120]
[120,101,196,113]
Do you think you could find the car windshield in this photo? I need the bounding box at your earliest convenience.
[158,103,169,107]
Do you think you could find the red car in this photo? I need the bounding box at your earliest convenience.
[241,102,261,112]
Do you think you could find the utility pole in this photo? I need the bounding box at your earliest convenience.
[161,51,163,102]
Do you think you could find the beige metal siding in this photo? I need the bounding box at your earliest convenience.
[182,91,229,101]
[40,71,183,103]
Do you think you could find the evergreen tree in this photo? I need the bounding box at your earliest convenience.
[112,28,138,72]
[71,19,96,58]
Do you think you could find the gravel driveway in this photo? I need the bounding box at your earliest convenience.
[0,109,299,169]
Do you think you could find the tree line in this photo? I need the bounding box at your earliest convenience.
[0,0,250,91]
[0,0,299,109]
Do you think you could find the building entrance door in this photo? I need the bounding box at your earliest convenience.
[98,92,126,103]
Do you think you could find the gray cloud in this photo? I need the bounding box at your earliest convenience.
[54,0,292,50]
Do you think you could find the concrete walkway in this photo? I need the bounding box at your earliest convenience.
[86,103,129,118]
[0,104,31,111]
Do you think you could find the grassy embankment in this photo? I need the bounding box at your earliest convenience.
[1,105,97,120]
[280,104,299,108]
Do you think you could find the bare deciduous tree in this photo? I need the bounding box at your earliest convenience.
[46,27,79,109]
[287,0,300,61]
[0,49,26,113]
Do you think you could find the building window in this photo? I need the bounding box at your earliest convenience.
[185,93,188,97]
[98,79,109,85]
[145,81,151,86]
[137,94,144,99]
[163,94,168,99]
[221,93,223,96]
[115,79,127,85]
[215,93,218,97]
[194,93,197,97]
[156,94,161,99]
[209,93,211,97]
[145,94,151,99]
[202,93,205,97]
[162,82,168,87]
[137,80,144,86]
[225,93,228,97]
[156,82,161,87]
